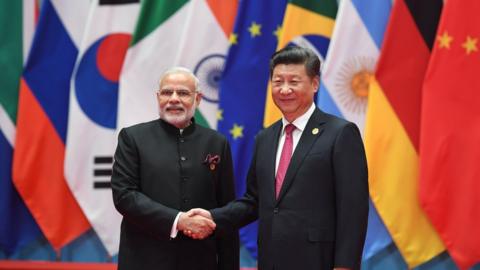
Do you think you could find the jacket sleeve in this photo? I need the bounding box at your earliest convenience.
[215,139,240,270]
[332,123,369,269]
[111,128,178,239]
[210,136,259,232]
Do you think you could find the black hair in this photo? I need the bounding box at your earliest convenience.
[269,45,321,79]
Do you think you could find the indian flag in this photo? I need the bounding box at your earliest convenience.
[118,0,237,129]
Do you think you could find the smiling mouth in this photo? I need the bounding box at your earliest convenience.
[279,98,295,103]
[166,107,185,113]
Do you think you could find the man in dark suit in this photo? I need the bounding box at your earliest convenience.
[190,46,369,270]
[111,67,239,270]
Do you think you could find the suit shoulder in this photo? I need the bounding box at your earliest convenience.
[120,119,159,136]
[321,111,357,130]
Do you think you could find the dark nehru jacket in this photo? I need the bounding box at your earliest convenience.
[111,119,239,270]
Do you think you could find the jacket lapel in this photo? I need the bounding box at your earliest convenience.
[276,108,327,204]
[266,121,283,204]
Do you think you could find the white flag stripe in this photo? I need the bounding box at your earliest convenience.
[52,0,90,48]
[22,0,36,66]
[0,104,15,146]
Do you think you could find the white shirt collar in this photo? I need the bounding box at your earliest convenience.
[281,103,316,133]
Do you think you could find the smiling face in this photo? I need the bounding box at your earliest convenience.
[271,63,319,122]
[157,72,202,128]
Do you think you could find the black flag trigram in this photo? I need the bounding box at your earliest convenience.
[93,156,113,189]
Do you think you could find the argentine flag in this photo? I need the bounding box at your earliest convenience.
[317,0,392,260]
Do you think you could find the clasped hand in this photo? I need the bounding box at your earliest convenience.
[177,208,214,239]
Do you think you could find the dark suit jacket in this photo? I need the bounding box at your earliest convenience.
[211,108,368,270]
[111,119,239,270]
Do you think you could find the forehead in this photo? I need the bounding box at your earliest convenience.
[160,73,195,90]
[272,63,307,77]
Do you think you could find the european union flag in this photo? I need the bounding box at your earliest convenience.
[217,0,287,260]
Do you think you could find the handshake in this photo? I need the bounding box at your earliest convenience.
[177,208,215,239]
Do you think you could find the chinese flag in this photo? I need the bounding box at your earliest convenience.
[420,0,480,269]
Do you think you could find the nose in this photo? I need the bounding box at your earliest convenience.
[168,91,181,103]
[279,84,293,95]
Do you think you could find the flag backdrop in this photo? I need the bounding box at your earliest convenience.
[118,0,237,130]
[317,0,392,260]
[64,0,140,256]
[12,0,91,250]
[263,0,337,126]
[364,0,445,267]
[0,0,40,255]
[1,1,480,268]
[420,0,480,269]
[217,0,287,260]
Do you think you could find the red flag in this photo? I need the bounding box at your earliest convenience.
[420,0,480,269]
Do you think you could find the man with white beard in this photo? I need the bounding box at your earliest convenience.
[111,67,239,270]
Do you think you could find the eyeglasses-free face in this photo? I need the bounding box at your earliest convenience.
[271,63,319,123]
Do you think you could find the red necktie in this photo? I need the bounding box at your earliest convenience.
[276,124,295,198]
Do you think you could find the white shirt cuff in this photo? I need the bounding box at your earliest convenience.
[170,212,182,238]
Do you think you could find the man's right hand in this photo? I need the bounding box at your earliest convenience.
[177,210,215,239]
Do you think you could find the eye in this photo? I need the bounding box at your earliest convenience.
[160,89,174,96]
[177,90,191,97]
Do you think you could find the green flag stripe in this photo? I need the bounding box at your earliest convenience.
[194,110,210,129]
[130,0,188,46]
[0,0,23,123]
[290,0,337,19]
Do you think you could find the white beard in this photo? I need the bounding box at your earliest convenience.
[160,106,196,128]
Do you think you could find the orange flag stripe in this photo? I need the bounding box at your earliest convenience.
[206,0,238,38]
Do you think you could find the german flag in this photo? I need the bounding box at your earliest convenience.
[420,0,480,268]
[263,0,336,126]
[364,0,445,267]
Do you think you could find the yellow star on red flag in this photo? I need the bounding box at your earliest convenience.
[462,36,478,55]
[437,31,453,49]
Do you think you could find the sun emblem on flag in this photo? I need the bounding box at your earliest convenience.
[334,56,375,114]
[194,54,226,103]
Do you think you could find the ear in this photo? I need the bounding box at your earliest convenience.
[312,75,320,93]
[195,91,202,106]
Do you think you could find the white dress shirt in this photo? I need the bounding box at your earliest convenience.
[275,103,316,174]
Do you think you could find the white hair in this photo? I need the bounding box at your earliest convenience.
[158,66,200,92]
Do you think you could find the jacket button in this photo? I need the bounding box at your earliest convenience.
[180,156,186,161]
[273,208,279,214]
[183,198,188,203]
[179,138,185,143]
